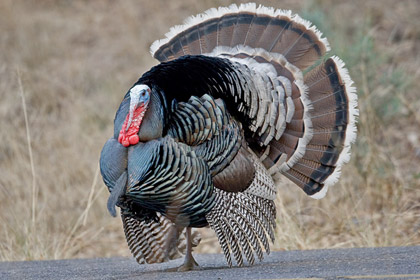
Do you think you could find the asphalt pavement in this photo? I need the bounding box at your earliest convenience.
[1,246,419,280]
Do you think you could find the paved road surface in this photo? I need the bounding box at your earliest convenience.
[1,246,419,280]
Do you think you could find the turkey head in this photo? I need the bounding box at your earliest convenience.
[117,84,164,146]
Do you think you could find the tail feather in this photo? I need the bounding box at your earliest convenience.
[243,16,267,48]
[286,119,304,133]
[151,4,329,71]
[218,15,237,46]
[253,16,285,50]
[283,168,323,194]
[303,144,338,163]
[231,14,254,47]
[292,159,335,182]
[283,57,358,198]
[201,20,218,53]
[181,29,201,55]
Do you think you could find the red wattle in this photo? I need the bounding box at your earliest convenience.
[118,105,146,147]
[129,135,139,145]
[122,138,130,147]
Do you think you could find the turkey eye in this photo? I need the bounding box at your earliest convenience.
[141,91,146,97]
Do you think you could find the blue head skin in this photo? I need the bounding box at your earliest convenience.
[126,85,151,130]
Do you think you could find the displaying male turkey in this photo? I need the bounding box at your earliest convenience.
[100,3,358,271]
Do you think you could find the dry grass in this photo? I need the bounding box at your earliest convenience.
[1,0,419,261]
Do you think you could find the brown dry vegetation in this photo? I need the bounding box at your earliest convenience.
[1,0,419,262]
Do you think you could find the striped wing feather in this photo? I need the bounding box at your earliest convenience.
[206,154,277,266]
[122,213,178,264]
[122,213,201,264]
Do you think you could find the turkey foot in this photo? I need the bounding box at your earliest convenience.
[177,227,199,271]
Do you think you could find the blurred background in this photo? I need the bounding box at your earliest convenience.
[1,0,419,261]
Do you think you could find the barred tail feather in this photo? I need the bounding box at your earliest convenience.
[282,56,358,198]
[151,3,329,70]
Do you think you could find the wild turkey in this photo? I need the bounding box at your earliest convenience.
[100,3,358,270]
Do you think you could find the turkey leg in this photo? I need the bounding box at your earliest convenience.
[177,227,199,271]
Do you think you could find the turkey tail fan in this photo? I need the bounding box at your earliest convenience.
[150,3,357,199]
[150,3,329,70]
[150,5,355,201]
[281,56,358,198]
[122,213,200,264]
